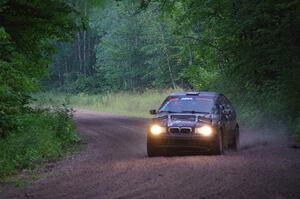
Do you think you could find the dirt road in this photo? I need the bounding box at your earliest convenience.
[1,110,300,199]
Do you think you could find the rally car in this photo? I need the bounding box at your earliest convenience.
[147,91,239,156]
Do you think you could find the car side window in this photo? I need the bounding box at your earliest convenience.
[219,96,227,108]
[212,104,219,114]
[220,96,229,107]
[222,96,236,118]
[216,98,225,113]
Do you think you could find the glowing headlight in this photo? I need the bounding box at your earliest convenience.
[195,126,213,136]
[150,125,166,135]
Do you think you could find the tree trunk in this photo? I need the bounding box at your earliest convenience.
[77,32,82,73]
[159,24,176,89]
[83,30,86,75]
[58,69,64,86]
[87,32,91,75]
[83,1,87,75]
[188,43,193,66]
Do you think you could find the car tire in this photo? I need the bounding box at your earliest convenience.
[231,127,240,151]
[211,129,224,155]
[147,142,161,157]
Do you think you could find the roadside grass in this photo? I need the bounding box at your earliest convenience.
[33,89,182,118]
[33,89,268,125]
[0,89,178,182]
[1,167,51,189]
[0,107,80,180]
[32,89,299,138]
[33,89,261,126]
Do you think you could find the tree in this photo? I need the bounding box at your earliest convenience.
[0,0,83,136]
[44,0,107,92]
[48,0,188,93]
[93,1,186,91]
[148,0,300,126]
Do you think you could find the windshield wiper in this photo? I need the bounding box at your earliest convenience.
[159,110,180,113]
[180,111,209,114]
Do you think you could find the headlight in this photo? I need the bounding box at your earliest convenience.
[195,126,213,136]
[150,124,166,135]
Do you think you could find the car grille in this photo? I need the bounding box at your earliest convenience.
[171,115,196,121]
[169,127,192,134]
[169,128,180,134]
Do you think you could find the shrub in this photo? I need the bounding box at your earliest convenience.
[293,117,300,140]
[0,107,79,178]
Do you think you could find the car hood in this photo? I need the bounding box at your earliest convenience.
[153,113,213,128]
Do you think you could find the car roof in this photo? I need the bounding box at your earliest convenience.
[169,91,221,99]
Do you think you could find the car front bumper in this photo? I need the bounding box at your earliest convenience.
[147,133,216,150]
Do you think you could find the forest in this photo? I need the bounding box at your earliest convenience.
[47,0,300,128]
[1,0,300,177]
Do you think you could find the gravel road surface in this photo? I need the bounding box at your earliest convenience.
[1,110,300,199]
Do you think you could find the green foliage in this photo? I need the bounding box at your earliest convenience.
[0,0,88,178]
[184,66,218,90]
[0,0,82,136]
[42,0,300,135]
[148,0,300,130]
[0,107,79,178]
[46,1,188,93]
[293,117,300,139]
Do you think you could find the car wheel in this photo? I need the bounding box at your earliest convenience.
[147,142,161,157]
[231,127,240,151]
[211,129,224,155]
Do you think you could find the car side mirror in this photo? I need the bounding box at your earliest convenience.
[222,109,232,115]
[149,109,157,115]
[219,105,225,110]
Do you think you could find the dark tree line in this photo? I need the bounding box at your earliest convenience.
[0,0,88,136]
[149,0,300,128]
[45,0,191,92]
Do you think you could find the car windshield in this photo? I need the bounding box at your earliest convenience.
[159,96,215,114]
